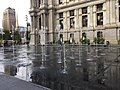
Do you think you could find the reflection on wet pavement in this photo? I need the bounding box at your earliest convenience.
[0,44,120,90]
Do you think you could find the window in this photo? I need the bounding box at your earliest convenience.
[59,0,63,4]
[82,32,86,37]
[31,16,33,23]
[96,3,103,11]
[70,10,74,16]
[39,17,41,29]
[69,0,74,1]
[59,12,63,18]
[59,12,64,29]
[96,3,103,25]
[82,7,87,14]
[119,7,120,22]
[82,15,88,27]
[38,0,40,7]
[97,31,103,38]
[59,20,63,29]
[82,7,88,27]
[70,18,75,28]
[69,10,75,28]
[119,0,120,5]
[97,13,103,25]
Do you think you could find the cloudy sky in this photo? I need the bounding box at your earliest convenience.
[0,0,31,28]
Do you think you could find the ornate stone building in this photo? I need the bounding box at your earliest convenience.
[29,0,120,45]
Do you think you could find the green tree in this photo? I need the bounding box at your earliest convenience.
[14,31,21,44]
[3,30,11,40]
[2,29,21,44]
[26,31,30,41]
[0,34,2,40]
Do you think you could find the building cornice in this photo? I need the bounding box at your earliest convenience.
[55,0,106,13]
[29,7,37,13]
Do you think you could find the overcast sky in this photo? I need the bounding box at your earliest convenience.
[0,0,31,28]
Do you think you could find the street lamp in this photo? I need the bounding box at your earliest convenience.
[11,25,15,45]
[35,28,38,45]
[25,15,29,45]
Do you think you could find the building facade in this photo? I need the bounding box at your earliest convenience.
[2,7,16,31]
[29,0,120,45]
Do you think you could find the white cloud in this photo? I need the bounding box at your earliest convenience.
[0,0,31,28]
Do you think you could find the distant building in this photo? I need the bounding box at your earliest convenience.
[18,26,26,44]
[2,7,16,31]
[18,25,31,44]
[4,65,17,76]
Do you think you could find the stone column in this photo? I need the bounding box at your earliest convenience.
[44,13,46,27]
[32,0,35,7]
[88,6,90,27]
[106,0,110,25]
[30,0,32,8]
[31,16,33,32]
[75,9,79,42]
[103,3,106,25]
[29,16,36,45]
[89,5,93,27]
[93,5,96,28]
[34,0,36,7]
[75,9,79,29]
[64,11,67,30]
[31,0,33,8]
[44,0,47,5]
[48,0,53,6]
[110,0,116,23]
[36,0,39,7]
[33,16,35,30]
[49,9,55,42]
[79,8,82,28]
[37,15,40,30]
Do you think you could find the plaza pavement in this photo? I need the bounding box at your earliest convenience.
[0,72,51,90]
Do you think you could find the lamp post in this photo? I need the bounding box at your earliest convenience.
[11,25,15,58]
[25,15,29,45]
[45,27,48,44]
[93,29,95,44]
[35,28,38,45]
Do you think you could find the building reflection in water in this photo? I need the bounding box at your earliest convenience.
[29,45,120,90]
[4,65,17,76]
[0,45,119,90]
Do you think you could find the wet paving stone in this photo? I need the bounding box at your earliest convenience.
[0,44,120,90]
